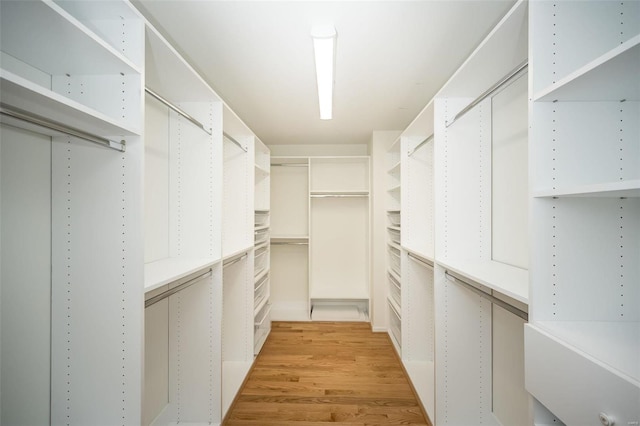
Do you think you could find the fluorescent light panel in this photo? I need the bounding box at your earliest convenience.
[312,27,336,120]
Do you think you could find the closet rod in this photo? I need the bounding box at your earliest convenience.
[408,252,434,268]
[310,194,369,198]
[271,163,308,167]
[271,241,308,246]
[407,134,434,157]
[0,105,126,152]
[144,87,212,136]
[223,131,248,153]
[445,60,528,128]
[444,271,528,321]
[145,269,213,308]
[223,252,248,268]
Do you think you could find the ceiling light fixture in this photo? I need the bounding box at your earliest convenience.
[311,25,336,120]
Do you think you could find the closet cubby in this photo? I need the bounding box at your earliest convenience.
[222,108,253,258]
[270,157,310,320]
[527,2,640,424]
[402,252,436,418]
[253,138,271,354]
[309,156,370,321]
[401,103,435,260]
[385,137,403,354]
[1,1,145,423]
[387,138,401,212]
[222,252,253,417]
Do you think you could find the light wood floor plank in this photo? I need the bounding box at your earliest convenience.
[223,322,432,425]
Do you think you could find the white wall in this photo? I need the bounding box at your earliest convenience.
[369,131,401,331]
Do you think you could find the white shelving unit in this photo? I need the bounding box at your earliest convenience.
[386,138,402,352]
[386,100,438,419]
[1,1,145,424]
[309,156,371,321]
[221,110,256,419]
[526,2,640,425]
[253,139,271,355]
[383,2,530,425]
[142,22,223,426]
[270,157,310,321]
[269,156,371,322]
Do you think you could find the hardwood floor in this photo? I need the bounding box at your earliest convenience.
[224,321,432,426]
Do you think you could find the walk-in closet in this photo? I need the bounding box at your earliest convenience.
[1,0,637,425]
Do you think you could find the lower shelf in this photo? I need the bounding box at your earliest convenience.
[310,301,369,321]
[525,324,640,425]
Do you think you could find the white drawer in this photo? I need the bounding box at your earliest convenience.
[525,325,640,426]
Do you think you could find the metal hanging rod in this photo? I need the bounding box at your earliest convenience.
[408,134,434,157]
[271,163,308,167]
[0,105,126,152]
[445,60,528,128]
[408,252,434,268]
[271,241,309,246]
[145,269,212,308]
[223,252,248,268]
[223,131,248,153]
[310,193,369,198]
[145,87,212,136]
[444,271,528,321]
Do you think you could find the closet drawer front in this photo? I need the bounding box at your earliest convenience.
[525,325,640,426]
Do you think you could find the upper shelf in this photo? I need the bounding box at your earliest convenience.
[145,24,220,103]
[438,258,529,305]
[0,0,140,77]
[144,257,218,293]
[1,70,141,137]
[534,35,640,102]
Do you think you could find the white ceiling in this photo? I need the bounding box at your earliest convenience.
[133,1,516,146]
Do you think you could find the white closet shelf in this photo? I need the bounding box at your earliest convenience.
[254,295,270,319]
[145,25,220,102]
[387,296,402,321]
[254,303,272,326]
[255,163,270,175]
[387,185,401,193]
[0,0,140,76]
[533,180,640,198]
[534,321,639,383]
[254,224,270,232]
[1,70,141,138]
[271,235,309,242]
[388,268,401,284]
[534,35,640,102]
[144,257,218,292]
[438,258,529,304]
[388,160,401,173]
